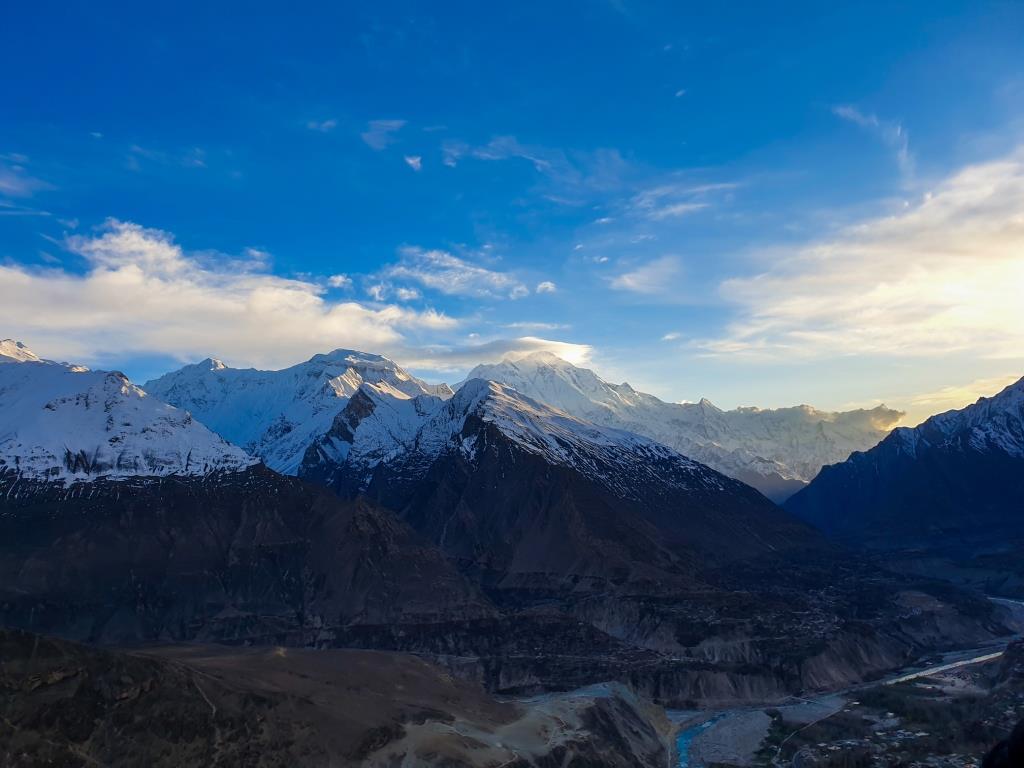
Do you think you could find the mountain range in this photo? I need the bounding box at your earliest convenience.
[144,347,901,500]
[466,352,903,500]
[1,338,1016,709]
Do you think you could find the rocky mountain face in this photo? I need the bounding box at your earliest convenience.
[302,378,820,592]
[466,351,902,501]
[0,628,674,768]
[0,341,255,481]
[144,349,453,474]
[786,376,1024,546]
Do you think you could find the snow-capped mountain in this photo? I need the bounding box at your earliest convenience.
[785,375,1024,545]
[144,349,453,474]
[0,340,256,482]
[305,378,737,498]
[0,339,44,364]
[301,377,819,584]
[465,351,902,500]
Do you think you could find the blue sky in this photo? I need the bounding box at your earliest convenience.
[2,1,1023,423]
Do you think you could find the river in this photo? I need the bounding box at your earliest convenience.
[671,637,1018,767]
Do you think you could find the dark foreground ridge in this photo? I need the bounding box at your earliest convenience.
[0,627,673,767]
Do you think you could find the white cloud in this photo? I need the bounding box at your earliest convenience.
[833,105,913,178]
[404,155,422,171]
[407,336,592,373]
[0,220,458,370]
[327,274,352,289]
[383,246,529,300]
[361,119,406,150]
[307,118,337,132]
[396,286,421,301]
[702,148,1024,361]
[609,256,682,294]
[674,88,686,98]
[661,332,681,341]
[536,280,557,294]
[365,283,389,301]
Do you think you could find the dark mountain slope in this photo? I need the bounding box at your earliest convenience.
[786,376,1024,548]
[0,466,492,646]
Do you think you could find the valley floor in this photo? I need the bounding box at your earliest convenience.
[672,629,1024,768]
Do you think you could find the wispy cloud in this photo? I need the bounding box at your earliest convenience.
[126,144,209,172]
[908,374,1021,412]
[0,220,459,370]
[442,136,632,204]
[0,201,51,217]
[307,118,337,132]
[361,119,406,150]
[382,246,532,300]
[536,280,557,294]
[629,181,735,221]
[502,321,569,331]
[833,105,913,179]
[609,256,683,295]
[701,147,1024,360]
[404,155,422,171]
[0,155,53,198]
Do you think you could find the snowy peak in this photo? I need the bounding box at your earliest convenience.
[303,376,733,500]
[145,348,452,474]
[895,375,1024,459]
[0,352,256,482]
[464,352,902,499]
[0,339,42,364]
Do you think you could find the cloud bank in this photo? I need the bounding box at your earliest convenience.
[0,220,458,369]
[703,148,1024,361]
[0,220,589,378]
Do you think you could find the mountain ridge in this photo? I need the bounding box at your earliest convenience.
[144,348,453,474]
[464,351,903,500]
[785,375,1024,548]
